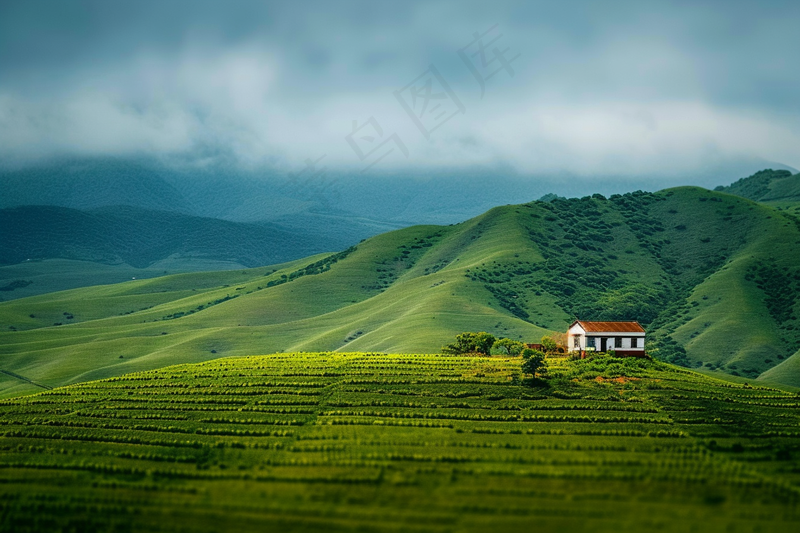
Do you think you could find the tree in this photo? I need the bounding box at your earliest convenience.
[473,332,496,355]
[441,332,496,355]
[521,349,547,378]
[540,336,558,354]
[442,333,475,355]
[494,338,525,356]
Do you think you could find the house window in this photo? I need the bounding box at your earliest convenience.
[587,337,596,348]
[573,336,581,348]
[636,337,644,348]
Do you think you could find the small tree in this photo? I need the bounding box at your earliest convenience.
[540,336,558,354]
[474,332,496,355]
[521,349,547,379]
[494,338,524,356]
[442,332,476,355]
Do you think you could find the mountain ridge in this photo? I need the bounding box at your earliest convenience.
[715,168,800,204]
[0,204,328,269]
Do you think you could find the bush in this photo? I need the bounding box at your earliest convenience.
[494,338,524,356]
[442,332,496,356]
[540,336,558,354]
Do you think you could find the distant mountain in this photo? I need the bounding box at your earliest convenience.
[0,205,328,268]
[0,158,191,213]
[2,185,799,394]
[4,156,796,226]
[715,169,800,203]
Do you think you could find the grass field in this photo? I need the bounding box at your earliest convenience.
[0,258,253,302]
[1,352,799,532]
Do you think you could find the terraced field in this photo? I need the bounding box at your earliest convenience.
[1,353,799,532]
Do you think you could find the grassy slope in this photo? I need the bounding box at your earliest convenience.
[650,189,800,379]
[1,186,799,395]
[757,173,800,203]
[717,169,800,202]
[1,352,799,533]
[0,258,253,302]
[760,348,800,386]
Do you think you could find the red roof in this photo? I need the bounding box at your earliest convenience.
[571,320,645,333]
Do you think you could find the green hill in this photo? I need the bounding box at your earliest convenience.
[0,258,260,302]
[716,169,800,211]
[1,186,799,396]
[1,352,799,533]
[0,206,405,301]
[759,348,800,386]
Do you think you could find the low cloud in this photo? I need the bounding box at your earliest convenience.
[1,0,798,178]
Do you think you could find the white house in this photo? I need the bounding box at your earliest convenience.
[567,320,646,356]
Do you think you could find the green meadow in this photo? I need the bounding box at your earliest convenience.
[1,352,799,532]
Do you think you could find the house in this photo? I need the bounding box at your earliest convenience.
[567,320,646,357]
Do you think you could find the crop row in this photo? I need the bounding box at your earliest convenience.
[318,409,672,424]
[325,399,660,413]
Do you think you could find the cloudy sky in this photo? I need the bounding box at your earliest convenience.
[1,0,799,179]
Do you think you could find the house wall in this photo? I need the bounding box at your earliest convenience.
[588,333,645,344]
[568,329,645,352]
[567,324,587,351]
[567,326,645,353]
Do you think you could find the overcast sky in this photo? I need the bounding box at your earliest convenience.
[1,0,799,178]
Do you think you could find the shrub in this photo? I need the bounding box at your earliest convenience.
[540,336,558,354]
[442,332,496,356]
[494,338,524,356]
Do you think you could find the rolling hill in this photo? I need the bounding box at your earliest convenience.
[0,259,244,303]
[0,206,406,300]
[716,169,800,207]
[0,352,799,532]
[0,205,351,299]
[1,186,799,396]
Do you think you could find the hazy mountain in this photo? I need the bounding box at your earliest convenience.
[3,156,796,226]
[0,158,191,213]
[0,205,328,269]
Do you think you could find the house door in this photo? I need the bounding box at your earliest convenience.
[600,338,607,351]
